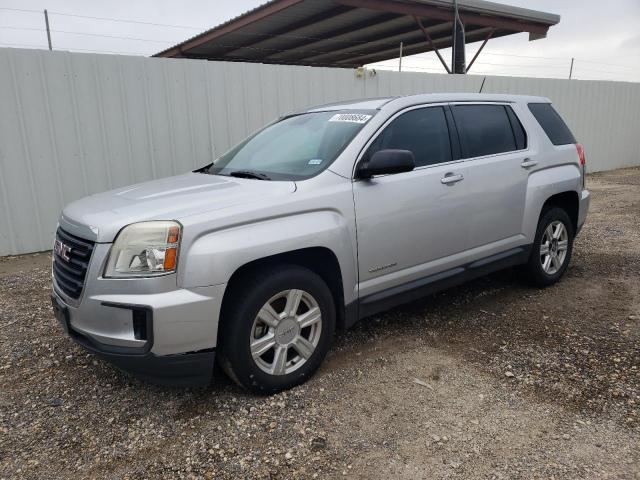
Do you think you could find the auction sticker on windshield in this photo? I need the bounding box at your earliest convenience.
[329,113,372,124]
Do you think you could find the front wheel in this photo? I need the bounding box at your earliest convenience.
[520,207,574,287]
[218,265,335,394]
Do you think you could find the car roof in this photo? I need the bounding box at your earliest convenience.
[305,93,551,112]
[305,97,397,112]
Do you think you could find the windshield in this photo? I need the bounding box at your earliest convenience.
[205,110,376,180]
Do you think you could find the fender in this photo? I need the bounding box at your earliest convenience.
[522,163,582,239]
[178,210,357,303]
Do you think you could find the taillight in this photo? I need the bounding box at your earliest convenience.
[576,143,586,166]
[576,143,586,189]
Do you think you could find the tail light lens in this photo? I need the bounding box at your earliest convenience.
[576,143,586,166]
[576,143,586,189]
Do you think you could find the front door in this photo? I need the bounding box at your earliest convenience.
[353,105,471,298]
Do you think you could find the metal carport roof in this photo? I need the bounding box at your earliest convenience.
[154,0,560,69]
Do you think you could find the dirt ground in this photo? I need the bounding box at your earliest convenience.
[0,168,638,480]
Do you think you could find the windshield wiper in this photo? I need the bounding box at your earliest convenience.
[228,170,271,181]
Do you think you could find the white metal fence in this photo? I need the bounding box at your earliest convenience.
[1,47,639,256]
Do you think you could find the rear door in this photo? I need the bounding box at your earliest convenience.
[450,103,530,254]
[353,105,472,298]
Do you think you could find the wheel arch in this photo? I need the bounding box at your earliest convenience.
[523,164,582,240]
[220,247,348,333]
[540,190,579,233]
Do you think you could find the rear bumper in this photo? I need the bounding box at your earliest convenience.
[576,189,590,235]
[51,293,215,387]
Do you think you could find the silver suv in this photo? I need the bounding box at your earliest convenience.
[51,94,590,392]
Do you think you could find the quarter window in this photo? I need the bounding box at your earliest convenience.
[452,104,524,158]
[365,107,452,167]
[528,103,576,145]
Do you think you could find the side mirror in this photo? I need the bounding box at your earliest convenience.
[356,149,415,179]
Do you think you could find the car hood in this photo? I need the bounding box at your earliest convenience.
[59,173,296,242]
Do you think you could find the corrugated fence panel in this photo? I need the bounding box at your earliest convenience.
[0,47,639,255]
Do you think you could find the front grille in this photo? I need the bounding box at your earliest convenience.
[52,228,95,300]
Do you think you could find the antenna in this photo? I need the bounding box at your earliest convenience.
[44,9,52,50]
[479,76,486,93]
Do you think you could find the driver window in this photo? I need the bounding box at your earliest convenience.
[366,106,452,167]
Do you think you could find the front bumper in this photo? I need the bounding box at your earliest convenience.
[52,292,216,386]
[51,242,226,386]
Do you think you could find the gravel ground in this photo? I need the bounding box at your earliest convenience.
[1,167,639,480]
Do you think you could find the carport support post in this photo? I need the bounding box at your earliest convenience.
[451,0,466,73]
[414,16,451,74]
[467,29,494,72]
[399,41,403,72]
[44,9,52,50]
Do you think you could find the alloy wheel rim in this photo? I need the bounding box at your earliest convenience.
[250,289,322,376]
[540,220,569,275]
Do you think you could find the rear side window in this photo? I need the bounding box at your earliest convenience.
[528,103,576,145]
[452,104,522,158]
[366,106,452,167]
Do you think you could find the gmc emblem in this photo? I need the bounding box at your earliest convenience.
[54,239,72,262]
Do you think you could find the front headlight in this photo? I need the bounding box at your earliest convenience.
[104,221,181,278]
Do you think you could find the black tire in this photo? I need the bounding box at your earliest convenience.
[520,206,574,287]
[217,265,335,394]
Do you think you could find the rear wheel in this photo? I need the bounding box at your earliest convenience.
[218,265,335,394]
[520,207,574,287]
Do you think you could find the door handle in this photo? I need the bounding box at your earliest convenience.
[441,173,464,185]
[521,159,538,168]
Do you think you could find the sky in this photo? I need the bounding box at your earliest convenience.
[1,0,639,82]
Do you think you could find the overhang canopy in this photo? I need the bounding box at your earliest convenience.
[154,0,559,68]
